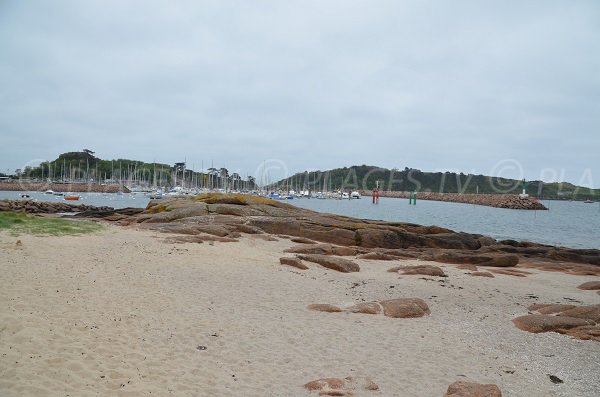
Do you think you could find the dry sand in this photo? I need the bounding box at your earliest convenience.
[1,224,599,397]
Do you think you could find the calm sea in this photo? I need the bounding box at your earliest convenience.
[1,191,598,250]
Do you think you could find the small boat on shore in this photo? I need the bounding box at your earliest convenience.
[64,194,81,201]
[584,199,594,203]
[44,189,54,194]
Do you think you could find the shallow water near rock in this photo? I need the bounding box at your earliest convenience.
[1,190,598,249]
[291,197,600,250]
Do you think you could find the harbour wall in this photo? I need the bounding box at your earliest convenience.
[359,190,547,210]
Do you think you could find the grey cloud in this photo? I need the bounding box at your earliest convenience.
[0,0,598,186]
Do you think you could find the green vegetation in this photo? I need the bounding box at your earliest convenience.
[272,165,600,200]
[0,212,103,236]
[14,150,257,190]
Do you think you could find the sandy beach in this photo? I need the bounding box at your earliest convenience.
[1,224,599,396]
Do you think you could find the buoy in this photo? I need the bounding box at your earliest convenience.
[408,191,417,205]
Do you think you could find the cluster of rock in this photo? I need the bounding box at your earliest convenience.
[360,190,547,210]
[513,303,600,341]
[0,182,128,193]
[304,376,378,396]
[3,195,599,276]
[308,297,431,318]
[0,199,115,214]
[302,377,501,396]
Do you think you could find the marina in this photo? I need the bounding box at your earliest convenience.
[1,190,598,249]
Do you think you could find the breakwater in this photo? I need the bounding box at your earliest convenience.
[359,191,547,210]
[0,182,130,193]
[0,199,113,213]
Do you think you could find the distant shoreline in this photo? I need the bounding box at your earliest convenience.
[0,182,130,193]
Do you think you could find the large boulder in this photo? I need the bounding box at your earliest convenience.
[249,217,357,246]
[513,304,600,341]
[279,257,308,270]
[284,244,358,256]
[296,254,360,273]
[138,205,209,223]
[304,376,379,395]
[444,380,502,397]
[356,228,418,249]
[432,251,519,267]
[529,304,576,315]
[559,305,600,322]
[394,264,447,277]
[290,237,317,244]
[512,314,592,333]
[424,232,483,250]
[357,252,399,260]
[471,271,494,278]
[346,302,381,315]
[379,298,430,318]
[307,304,343,313]
[578,281,600,290]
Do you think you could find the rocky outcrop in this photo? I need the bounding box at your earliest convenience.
[429,251,519,267]
[290,237,317,244]
[357,252,399,260]
[0,199,141,215]
[307,304,343,313]
[471,271,494,278]
[3,194,598,274]
[578,281,600,290]
[126,196,600,271]
[513,304,600,341]
[488,268,531,277]
[443,380,502,397]
[296,254,360,273]
[364,190,546,210]
[513,314,592,332]
[284,244,359,256]
[304,376,378,395]
[379,298,430,318]
[308,298,430,319]
[389,264,447,277]
[279,257,308,270]
[346,302,382,315]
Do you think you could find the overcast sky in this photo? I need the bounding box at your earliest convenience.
[1,0,599,186]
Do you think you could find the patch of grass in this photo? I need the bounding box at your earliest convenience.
[193,193,292,207]
[0,212,103,236]
[146,204,170,213]
[194,193,248,205]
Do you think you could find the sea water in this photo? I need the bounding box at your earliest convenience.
[291,197,600,250]
[1,191,598,249]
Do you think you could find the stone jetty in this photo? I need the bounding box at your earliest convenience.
[359,190,547,210]
[0,199,142,216]
[0,181,129,193]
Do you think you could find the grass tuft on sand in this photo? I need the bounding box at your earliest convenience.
[0,212,103,236]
